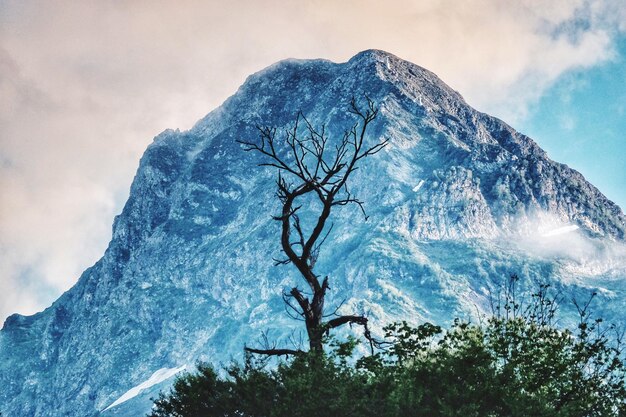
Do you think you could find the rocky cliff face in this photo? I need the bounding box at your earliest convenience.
[1,50,625,416]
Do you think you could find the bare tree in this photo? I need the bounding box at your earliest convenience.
[238,97,387,355]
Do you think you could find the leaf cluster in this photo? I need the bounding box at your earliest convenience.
[150,311,625,417]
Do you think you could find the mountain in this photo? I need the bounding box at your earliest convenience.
[1,50,625,416]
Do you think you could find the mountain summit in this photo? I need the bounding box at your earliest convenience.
[1,50,624,416]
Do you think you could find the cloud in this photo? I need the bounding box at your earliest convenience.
[0,0,624,320]
[512,211,626,281]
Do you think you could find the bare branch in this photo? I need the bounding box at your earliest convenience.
[323,297,347,318]
[310,223,334,269]
[240,97,386,353]
[287,329,305,351]
[272,257,291,266]
[244,331,305,357]
[325,314,368,330]
[282,291,306,321]
[290,287,312,320]
[323,313,383,355]
[244,347,303,357]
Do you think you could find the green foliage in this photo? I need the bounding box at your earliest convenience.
[150,284,626,417]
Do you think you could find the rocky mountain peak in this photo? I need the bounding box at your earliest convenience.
[1,50,624,417]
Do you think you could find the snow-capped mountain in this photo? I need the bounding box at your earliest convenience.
[1,50,624,416]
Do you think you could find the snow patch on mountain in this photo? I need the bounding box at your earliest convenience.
[542,225,580,237]
[103,365,186,412]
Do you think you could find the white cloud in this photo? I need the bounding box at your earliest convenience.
[0,0,624,320]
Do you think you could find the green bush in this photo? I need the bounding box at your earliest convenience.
[150,286,625,417]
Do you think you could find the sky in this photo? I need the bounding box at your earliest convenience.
[0,0,625,321]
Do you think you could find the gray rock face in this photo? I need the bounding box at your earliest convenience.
[1,50,625,416]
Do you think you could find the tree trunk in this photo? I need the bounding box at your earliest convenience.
[308,325,324,352]
[307,285,325,351]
